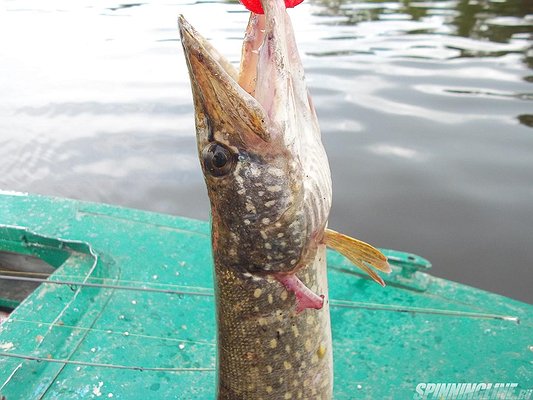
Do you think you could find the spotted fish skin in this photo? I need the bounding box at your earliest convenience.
[215,249,332,399]
[178,0,334,396]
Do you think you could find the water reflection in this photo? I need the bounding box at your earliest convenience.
[108,3,145,11]
[368,143,429,161]
[309,0,532,59]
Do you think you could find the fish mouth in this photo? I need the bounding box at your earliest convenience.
[179,0,317,148]
[178,14,270,146]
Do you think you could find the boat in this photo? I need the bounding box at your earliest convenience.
[0,191,531,399]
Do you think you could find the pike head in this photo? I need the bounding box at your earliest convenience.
[178,1,331,283]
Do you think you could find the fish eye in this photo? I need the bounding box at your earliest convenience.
[202,142,236,177]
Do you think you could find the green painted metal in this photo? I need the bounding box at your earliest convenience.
[0,192,531,399]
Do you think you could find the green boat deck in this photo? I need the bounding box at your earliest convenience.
[0,192,531,399]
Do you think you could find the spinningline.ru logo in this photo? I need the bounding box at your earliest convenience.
[413,382,532,399]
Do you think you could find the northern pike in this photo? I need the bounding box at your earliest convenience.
[178,1,390,398]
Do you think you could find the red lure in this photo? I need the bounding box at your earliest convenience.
[239,0,303,14]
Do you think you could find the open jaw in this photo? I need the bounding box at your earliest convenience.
[178,0,315,143]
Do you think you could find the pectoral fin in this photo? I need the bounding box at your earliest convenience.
[324,228,391,286]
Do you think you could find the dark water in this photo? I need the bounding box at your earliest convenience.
[0,0,531,303]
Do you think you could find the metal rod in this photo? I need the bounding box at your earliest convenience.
[0,274,214,297]
[330,299,520,323]
[9,318,216,347]
[0,352,215,372]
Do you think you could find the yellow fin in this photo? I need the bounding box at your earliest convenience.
[324,228,391,287]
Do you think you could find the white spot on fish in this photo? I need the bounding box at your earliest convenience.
[265,200,276,208]
[260,231,268,240]
[244,219,251,225]
[246,201,256,214]
[269,339,277,348]
[277,232,284,238]
[237,189,246,195]
[268,167,284,177]
[250,165,262,177]
[265,243,272,249]
[254,288,262,298]
[262,218,270,225]
[267,185,282,192]
[292,325,300,338]
[258,191,265,197]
